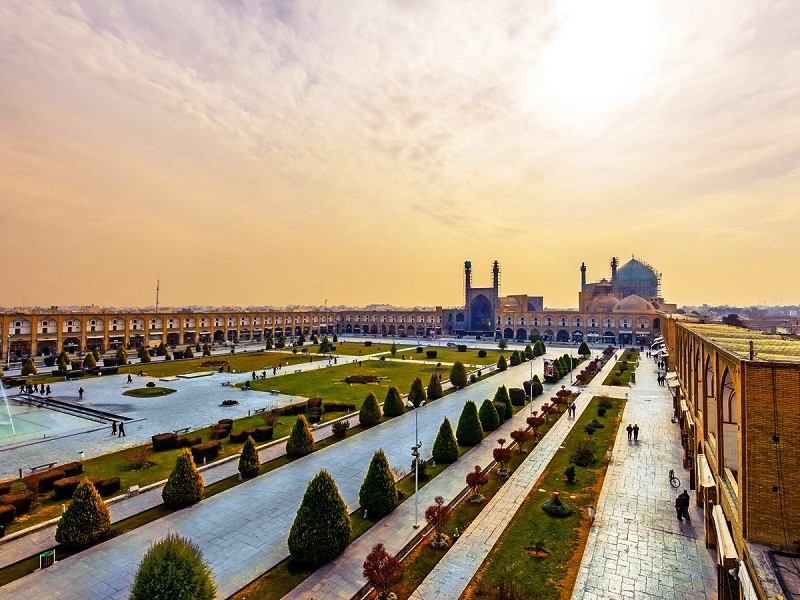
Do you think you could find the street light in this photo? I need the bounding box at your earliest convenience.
[405,396,426,528]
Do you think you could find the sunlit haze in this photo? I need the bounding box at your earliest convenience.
[1,1,799,309]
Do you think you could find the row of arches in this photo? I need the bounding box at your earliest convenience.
[500,315,655,329]
[498,328,648,345]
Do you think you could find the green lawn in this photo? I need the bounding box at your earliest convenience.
[400,346,510,366]
[245,359,452,404]
[602,349,640,386]
[122,386,176,398]
[464,395,625,600]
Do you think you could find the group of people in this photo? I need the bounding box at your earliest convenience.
[675,490,691,520]
[567,401,577,418]
[656,372,669,386]
[110,420,126,437]
[626,423,640,441]
[20,382,51,395]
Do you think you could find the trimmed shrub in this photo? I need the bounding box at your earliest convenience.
[116,346,128,365]
[323,402,357,413]
[130,533,216,600]
[163,449,205,509]
[177,436,201,448]
[509,387,526,407]
[253,426,274,442]
[598,396,613,409]
[25,469,65,493]
[332,420,350,438]
[156,342,168,357]
[449,361,468,389]
[542,492,572,517]
[0,503,15,525]
[427,373,443,400]
[570,440,596,467]
[597,406,607,417]
[533,339,545,357]
[97,477,120,496]
[382,387,405,417]
[286,415,314,457]
[478,399,500,432]
[83,353,97,369]
[60,461,83,477]
[457,344,467,352]
[3,491,34,515]
[345,374,379,384]
[456,401,484,446]
[416,346,424,353]
[238,436,261,479]
[426,350,438,359]
[229,431,247,443]
[364,340,372,347]
[203,344,212,357]
[190,440,221,464]
[497,355,508,371]
[509,350,521,367]
[0,482,10,496]
[359,449,398,519]
[54,476,84,500]
[288,470,352,567]
[184,345,195,359]
[21,358,38,376]
[431,418,459,464]
[152,432,179,451]
[578,341,590,357]
[492,401,506,422]
[524,344,534,360]
[57,350,70,371]
[407,377,426,409]
[477,349,487,358]
[140,348,152,363]
[359,392,382,427]
[55,480,111,548]
[565,465,576,482]
[494,385,513,422]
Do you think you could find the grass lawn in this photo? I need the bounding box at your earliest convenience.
[321,341,415,356]
[122,386,176,398]
[246,359,452,404]
[602,349,640,386]
[402,346,510,366]
[464,394,626,600]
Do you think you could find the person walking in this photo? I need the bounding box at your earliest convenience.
[45,385,51,395]
[118,421,125,437]
[626,424,633,441]
[127,373,133,384]
[633,423,639,441]
[679,490,691,520]
[111,421,117,435]
[78,387,84,399]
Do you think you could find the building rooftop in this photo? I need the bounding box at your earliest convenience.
[683,322,800,362]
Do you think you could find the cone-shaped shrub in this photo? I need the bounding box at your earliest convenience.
[288,470,351,567]
[92,348,100,361]
[54,479,111,548]
[449,361,468,389]
[156,342,168,356]
[359,449,398,519]
[265,336,274,349]
[359,392,382,427]
[478,399,500,431]
[83,352,97,369]
[432,417,459,463]
[57,351,70,371]
[534,339,545,357]
[21,358,37,376]
[184,345,194,359]
[140,347,152,363]
[497,355,508,371]
[427,374,443,400]
[456,401,484,446]
[383,386,405,417]
[238,436,260,479]
[525,344,534,360]
[130,533,216,600]
[532,374,544,396]
[116,346,128,365]
[390,342,397,356]
[202,343,211,357]
[286,414,314,457]
[407,377,426,409]
[494,385,513,422]
[162,448,204,509]
[510,350,521,366]
[578,341,590,357]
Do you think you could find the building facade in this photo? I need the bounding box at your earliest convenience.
[663,317,800,600]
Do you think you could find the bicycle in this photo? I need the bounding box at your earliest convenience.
[669,469,681,489]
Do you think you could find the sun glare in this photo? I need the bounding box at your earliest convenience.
[528,2,661,121]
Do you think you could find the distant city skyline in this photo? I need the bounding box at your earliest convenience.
[1,1,799,308]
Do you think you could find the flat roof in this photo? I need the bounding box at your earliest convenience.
[682,322,800,362]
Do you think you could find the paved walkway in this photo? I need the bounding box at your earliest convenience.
[408,353,619,600]
[0,353,554,599]
[570,359,717,599]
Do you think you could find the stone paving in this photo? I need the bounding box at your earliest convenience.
[570,359,717,599]
[0,350,555,599]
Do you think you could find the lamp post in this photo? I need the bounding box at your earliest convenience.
[529,357,535,416]
[406,396,426,528]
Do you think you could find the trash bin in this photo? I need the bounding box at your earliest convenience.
[40,550,55,569]
[630,373,636,383]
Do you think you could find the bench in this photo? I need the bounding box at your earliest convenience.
[294,369,302,373]
[252,407,267,414]
[220,381,232,387]
[29,462,58,473]
[173,427,191,435]
[269,389,280,395]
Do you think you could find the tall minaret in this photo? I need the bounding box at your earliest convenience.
[464,261,472,310]
[580,262,587,291]
[492,260,500,296]
[611,257,619,292]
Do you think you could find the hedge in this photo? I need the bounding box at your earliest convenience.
[509,387,526,406]
[54,476,84,500]
[253,426,274,442]
[24,469,66,493]
[324,402,356,413]
[426,350,438,359]
[3,491,34,515]
[0,482,10,496]
[0,503,15,525]
[153,433,179,451]
[190,441,221,464]
[177,436,202,448]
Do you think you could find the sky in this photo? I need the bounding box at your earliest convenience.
[1,1,799,310]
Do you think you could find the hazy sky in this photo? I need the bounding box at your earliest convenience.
[1,1,799,310]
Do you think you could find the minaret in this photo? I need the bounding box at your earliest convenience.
[611,257,619,294]
[580,262,587,291]
[492,260,500,297]
[464,260,472,312]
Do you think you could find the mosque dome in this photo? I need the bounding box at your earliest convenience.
[613,294,654,313]
[588,294,619,313]
[616,258,659,299]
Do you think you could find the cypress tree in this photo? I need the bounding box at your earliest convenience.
[116,346,128,365]
[390,342,397,356]
[286,415,314,457]
[524,344,534,360]
[359,392,382,427]
[510,350,521,366]
[427,373,443,400]
[578,341,590,357]
[407,377,426,409]
[140,348,152,363]
[359,449,398,519]
[238,436,261,479]
[383,386,405,417]
[83,352,97,369]
[497,355,508,371]
[184,345,194,359]
[456,400,484,446]
[333,333,338,343]
[92,348,100,361]
[21,358,37,376]
[432,417,459,463]
[265,335,274,350]
[449,361,468,388]
[534,339,546,356]
[130,533,216,600]
[54,479,111,548]
[202,343,211,356]
[162,449,204,509]
[156,342,168,357]
[494,385,513,422]
[57,350,70,371]
[479,399,501,431]
[288,470,351,567]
